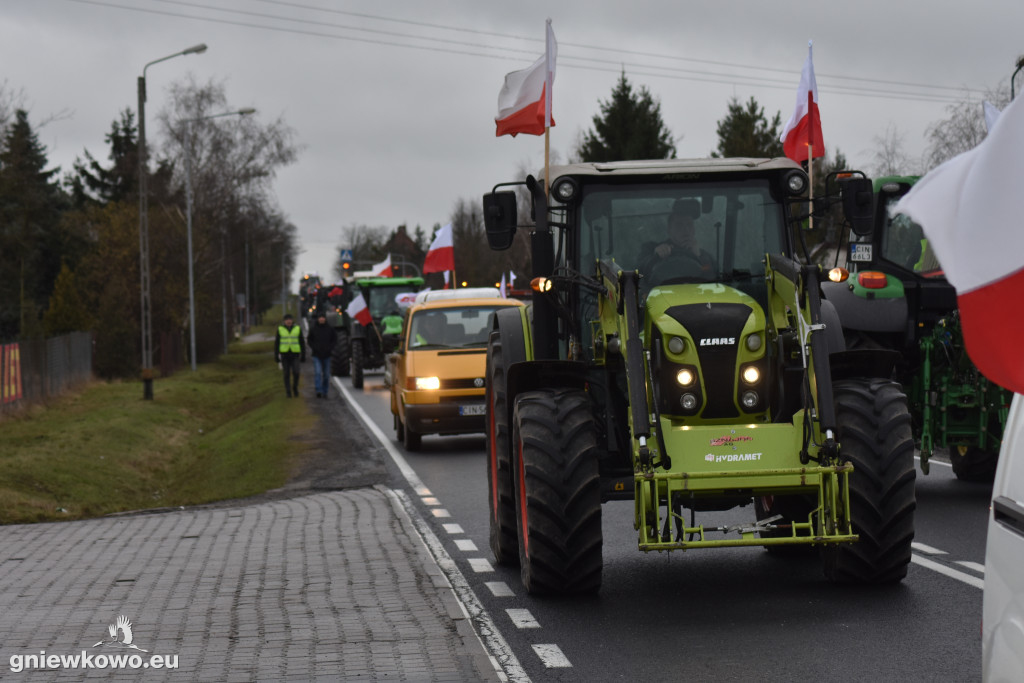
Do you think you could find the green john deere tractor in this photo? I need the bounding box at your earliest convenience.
[482,158,917,595]
[821,176,1012,481]
[343,276,423,389]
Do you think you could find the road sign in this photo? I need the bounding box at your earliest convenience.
[340,249,353,262]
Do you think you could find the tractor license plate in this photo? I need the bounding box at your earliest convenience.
[850,243,873,262]
[459,404,486,416]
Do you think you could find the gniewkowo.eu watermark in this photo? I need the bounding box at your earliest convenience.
[8,615,179,673]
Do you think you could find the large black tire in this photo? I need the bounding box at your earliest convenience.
[331,330,350,377]
[513,389,602,595]
[486,332,519,566]
[350,339,365,389]
[403,416,422,451]
[949,445,998,482]
[822,378,916,584]
[394,413,405,442]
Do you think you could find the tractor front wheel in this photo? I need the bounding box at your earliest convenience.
[513,389,602,595]
[350,339,365,389]
[950,445,998,483]
[486,332,519,566]
[331,330,350,377]
[822,378,916,584]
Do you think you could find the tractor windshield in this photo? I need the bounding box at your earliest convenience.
[366,285,420,320]
[578,180,786,295]
[881,197,943,277]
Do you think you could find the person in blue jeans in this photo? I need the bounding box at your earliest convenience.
[306,312,338,398]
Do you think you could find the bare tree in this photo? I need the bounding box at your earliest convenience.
[869,123,918,177]
[924,85,1010,170]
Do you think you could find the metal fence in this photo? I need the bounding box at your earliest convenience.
[1,332,93,416]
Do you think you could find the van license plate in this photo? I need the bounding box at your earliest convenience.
[460,404,486,416]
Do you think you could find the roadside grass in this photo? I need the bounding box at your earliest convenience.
[0,336,314,524]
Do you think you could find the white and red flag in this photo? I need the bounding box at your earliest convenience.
[371,253,393,277]
[780,41,825,163]
[423,223,454,274]
[499,273,507,298]
[495,20,557,137]
[894,94,1024,393]
[346,293,372,327]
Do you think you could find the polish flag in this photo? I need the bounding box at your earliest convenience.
[371,254,393,277]
[423,223,454,274]
[894,94,1024,393]
[495,21,557,137]
[346,293,372,327]
[983,101,1002,134]
[780,41,825,163]
[499,273,507,298]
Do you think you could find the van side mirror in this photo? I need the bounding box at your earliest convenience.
[840,177,874,236]
[483,191,518,251]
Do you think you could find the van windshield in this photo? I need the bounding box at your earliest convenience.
[409,307,505,348]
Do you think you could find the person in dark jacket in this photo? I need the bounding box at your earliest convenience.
[275,312,306,398]
[306,312,339,398]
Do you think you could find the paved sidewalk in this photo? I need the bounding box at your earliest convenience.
[0,487,499,681]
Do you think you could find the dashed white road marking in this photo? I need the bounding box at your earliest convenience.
[421,496,441,506]
[955,560,985,574]
[486,582,515,597]
[533,644,572,668]
[912,542,948,555]
[455,539,479,552]
[442,523,464,534]
[335,378,527,683]
[431,508,452,518]
[506,609,540,629]
[912,554,984,589]
[468,558,494,573]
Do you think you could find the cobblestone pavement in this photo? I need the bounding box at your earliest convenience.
[0,487,499,681]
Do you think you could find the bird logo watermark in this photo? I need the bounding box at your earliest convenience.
[92,615,149,652]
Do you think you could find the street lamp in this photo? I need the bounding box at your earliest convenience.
[183,107,256,371]
[138,43,207,399]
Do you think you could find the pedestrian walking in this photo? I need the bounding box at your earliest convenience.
[306,312,338,398]
[275,312,305,398]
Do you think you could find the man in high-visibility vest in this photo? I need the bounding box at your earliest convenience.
[274,312,306,398]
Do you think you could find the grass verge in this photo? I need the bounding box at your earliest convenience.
[0,336,314,524]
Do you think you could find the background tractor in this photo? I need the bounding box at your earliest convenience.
[338,275,424,389]
[821,176,1011,481]
[482,159,917,595]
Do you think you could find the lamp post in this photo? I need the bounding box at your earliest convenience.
[138,43,207,399]
[1012,55,1024,101]
[183,108,256,371]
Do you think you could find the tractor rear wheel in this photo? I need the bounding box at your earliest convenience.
[331,330,350,377]
[822,378,916,584]
[486,332,518,566]
[513,389,602,595]
[350,339,364,389]
[950,444,998,483]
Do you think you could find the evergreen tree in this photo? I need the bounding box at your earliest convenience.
[713,97,784,158]
[71,109,139,206]
[576,72,676,162]
[0,109,65,339]
[43,262,93,336]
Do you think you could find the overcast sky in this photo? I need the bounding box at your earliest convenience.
[4,0,1022,287]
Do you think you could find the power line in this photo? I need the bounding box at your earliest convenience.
[64,0,970,105]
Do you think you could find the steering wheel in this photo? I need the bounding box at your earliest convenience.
[646,249,707,288]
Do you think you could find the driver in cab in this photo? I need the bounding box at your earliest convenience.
[642,198,716,279]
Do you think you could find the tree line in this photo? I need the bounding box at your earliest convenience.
[0,78,299,377]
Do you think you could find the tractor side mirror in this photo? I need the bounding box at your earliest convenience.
[840,177,874,236]
[483,191,518,251]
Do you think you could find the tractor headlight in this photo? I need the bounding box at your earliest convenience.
[745,334,761,352]
[680,393,698,410]
[413,376,441,390]
[741,391,759,409]
[741,365,761,385]
[676,369,695,387]
[551,177,579,204]
[786,170,808,195]
[667,336,686,354]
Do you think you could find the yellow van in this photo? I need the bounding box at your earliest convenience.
[388,289,525,450]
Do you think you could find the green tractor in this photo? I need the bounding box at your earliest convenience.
[821,176,1012,481]
[482,159,916,595]
[341,276,424,389]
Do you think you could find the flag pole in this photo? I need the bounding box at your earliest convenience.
[807,87,814,232]
[544,18,553,197]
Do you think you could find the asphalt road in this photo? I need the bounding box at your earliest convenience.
[335,370,990,683]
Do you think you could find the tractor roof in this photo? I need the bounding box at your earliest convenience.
[544,157,802,181]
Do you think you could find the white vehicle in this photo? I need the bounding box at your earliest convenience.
[982,392,1024,681]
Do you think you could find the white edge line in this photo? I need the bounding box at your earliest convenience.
[911,553,985,590]
[335,377,529,683]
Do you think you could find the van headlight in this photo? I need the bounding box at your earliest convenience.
[413,377,441,390]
